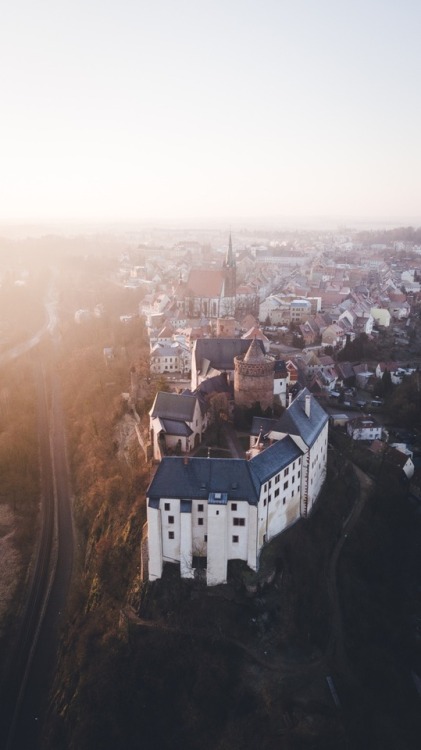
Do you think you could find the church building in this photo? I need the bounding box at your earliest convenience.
[175,234,236,319]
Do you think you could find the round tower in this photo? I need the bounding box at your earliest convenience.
[234,339,275,411]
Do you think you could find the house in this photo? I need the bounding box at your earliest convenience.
[370,306,391,327]
[370,440,415,479]
[147,389,328,585]
[149,392,205,460]
[346,415,382,441]
[149,344,191,375]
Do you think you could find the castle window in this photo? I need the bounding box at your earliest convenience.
[284,467,289,476]
[168,515,174,524]
[274,488,280,498]
[198,504,204,512]
[232,535,239,543]
[283,498,286,506]
[198,518,204,526]
[204,535,207,542]
[233,518,245,526]
[275,475,280,484]
[169,531,174,539]
[232,503,237,511]
[283,481,289,490]
[263,498,267,506]
[164,502,170,511]
[268,480,272,489]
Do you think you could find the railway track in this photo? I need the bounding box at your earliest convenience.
[0,361,69,750]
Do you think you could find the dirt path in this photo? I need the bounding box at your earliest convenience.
[326,463,373,679]
[0,506,21,642]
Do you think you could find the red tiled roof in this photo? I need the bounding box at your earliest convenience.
[187,269,224,297]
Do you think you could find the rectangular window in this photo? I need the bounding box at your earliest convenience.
[284,467,289,476]
[204,535,207,542]
[263,498,267,507]
[168,515,174,524]
[275,475,280,484]
[231,503,237,511]
[274,488,280,498]
[268,480,272,489]
[169,531,174,539]
[232,535,239,543]
[283,498,286,506]
[198,504,204,512]
[298,471,301,479]
[198,518,204,526]
[164,502,170,511]
[283,481,289,490]
[233,518,245,526]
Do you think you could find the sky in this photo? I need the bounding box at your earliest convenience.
[1,0,421,226]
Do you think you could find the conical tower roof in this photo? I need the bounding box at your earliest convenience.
[244,338,266,364]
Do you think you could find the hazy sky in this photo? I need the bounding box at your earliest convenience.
[1,0,420,224]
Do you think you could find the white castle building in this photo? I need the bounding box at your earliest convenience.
[147,388,328,586]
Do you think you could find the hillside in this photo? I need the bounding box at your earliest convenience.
[43,379,421,750]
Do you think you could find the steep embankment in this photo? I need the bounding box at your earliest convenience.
[43,340,421,750]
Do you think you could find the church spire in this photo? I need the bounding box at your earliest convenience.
[225,232,235,268]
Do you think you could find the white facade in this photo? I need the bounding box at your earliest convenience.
[347,417,382,441]
[147,389,329,586]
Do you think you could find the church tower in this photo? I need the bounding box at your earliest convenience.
[221,232,236,317]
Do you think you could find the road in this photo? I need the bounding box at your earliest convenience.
[9,365,75,750]
[0,359,74,750]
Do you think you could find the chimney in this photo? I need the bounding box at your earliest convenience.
[305,394,311,418]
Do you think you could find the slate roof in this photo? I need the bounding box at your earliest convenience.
[272,388,328,447]
[193,338,265,373]
[150,391,197,421]
[150,344,180,357]
[250,417,279,437]
[249,437,303,491]
[274,359,287,376]
[197,374,232,396]
[147,457,259,505]
[160,419,193,437]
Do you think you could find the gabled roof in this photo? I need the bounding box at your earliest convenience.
[147,435,304,504]
[150,391,197,421]
[160,419,193,437]
[187,268,225,297]
[193,338,264,372]
[272,388,328,448]
[147,456,259,504]
[150,344,180,357]
[249,437,303,491]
